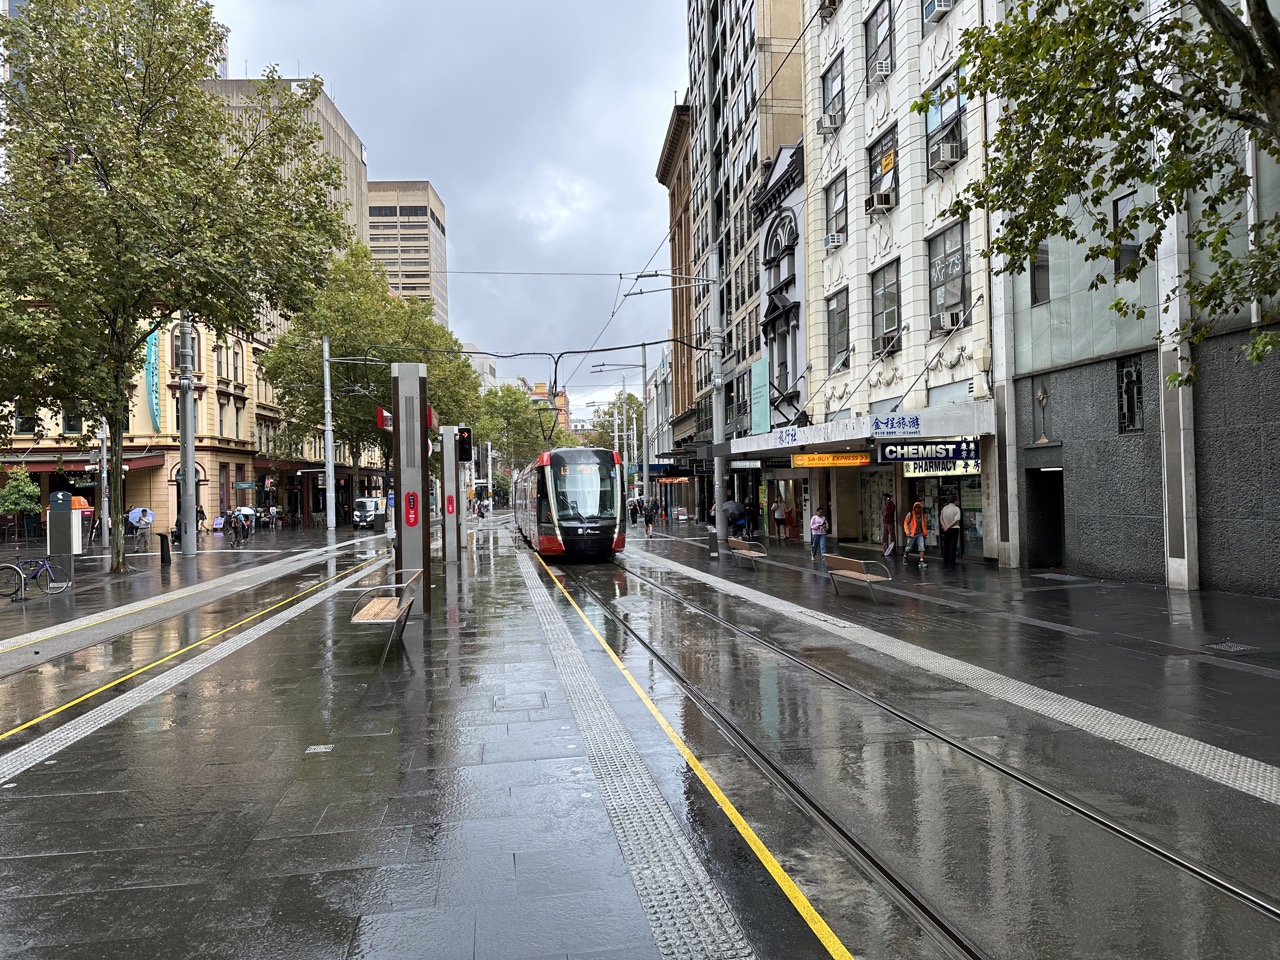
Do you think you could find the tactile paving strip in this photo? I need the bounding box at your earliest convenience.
[518,554,757,960]
[0,561,386,784]
[628,553,1280,808]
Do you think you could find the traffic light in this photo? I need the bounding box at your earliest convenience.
[456,427,473,462]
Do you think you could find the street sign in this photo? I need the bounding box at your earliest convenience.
[376,407,393,432]
[235,481,254,489]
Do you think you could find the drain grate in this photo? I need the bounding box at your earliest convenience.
[1204,641,1259,653]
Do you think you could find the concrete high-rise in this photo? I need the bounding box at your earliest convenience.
[367,181,448,327]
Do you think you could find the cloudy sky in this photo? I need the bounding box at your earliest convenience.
[212,0,689,419]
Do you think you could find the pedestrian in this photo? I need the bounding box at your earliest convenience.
[809,508,828,560]
[940,496,961,567]
[745,498,759,539]
[881,492,896,557]
[771,497,786,541]
[903,501,928,567]
[197,503,207,533]
[643,500,656,539]
[629,500,639,526]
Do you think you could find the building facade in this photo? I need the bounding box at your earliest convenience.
[367,181,448,325]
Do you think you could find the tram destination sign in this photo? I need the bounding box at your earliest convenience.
[878,438,979,462]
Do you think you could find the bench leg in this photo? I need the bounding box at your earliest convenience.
[380,598,416,669]
[828,572,840,596]
[865,582,878,604]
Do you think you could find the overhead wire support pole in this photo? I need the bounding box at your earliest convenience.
[179,311,197,556]
[322,335,336,532]
[709,248,727,546]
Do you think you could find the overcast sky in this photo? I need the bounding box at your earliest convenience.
[212,0,689,420]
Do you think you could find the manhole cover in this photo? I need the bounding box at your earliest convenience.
[1204,641,1258,653]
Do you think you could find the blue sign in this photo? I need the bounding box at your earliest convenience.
[878,437,979,462]
[145,331,160,431]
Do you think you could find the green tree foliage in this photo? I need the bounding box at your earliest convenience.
[582,391,644,454]
[941,0,1280,381]
[258,251,483,496]
[0,0,349,569]
[478,385,577,473]
[0,466,42,518]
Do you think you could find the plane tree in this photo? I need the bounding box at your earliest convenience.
[0,0,349,569]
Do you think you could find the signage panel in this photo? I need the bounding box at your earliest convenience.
[446,494,455,515]
[878,437,979,462]
[872,415,922,437]
[730,460,762,470]
[791,452,872,468]
[903,459,982,477]
[750,358,770,435]
[405,491,419,526]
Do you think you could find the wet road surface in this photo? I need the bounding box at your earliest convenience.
[0,519,1275,958]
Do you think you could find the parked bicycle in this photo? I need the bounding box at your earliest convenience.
[0,555,70,597]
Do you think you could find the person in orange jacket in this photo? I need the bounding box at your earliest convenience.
[903,501,928,568]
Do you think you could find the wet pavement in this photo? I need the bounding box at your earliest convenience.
[0,514,1275,958]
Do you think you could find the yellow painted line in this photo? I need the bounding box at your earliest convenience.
[535,555,856,960]
[0,557,378,743]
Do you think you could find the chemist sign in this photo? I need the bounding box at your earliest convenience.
[878,437,979,463]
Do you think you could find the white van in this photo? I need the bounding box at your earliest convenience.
[352,497,387,529]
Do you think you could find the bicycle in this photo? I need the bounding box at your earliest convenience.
[0,555,70,597]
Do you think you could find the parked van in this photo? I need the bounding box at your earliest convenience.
[352,497,386,529]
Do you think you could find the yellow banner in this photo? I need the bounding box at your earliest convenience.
[791,452,871,468]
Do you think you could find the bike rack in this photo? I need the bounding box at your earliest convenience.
[1,562,27,604]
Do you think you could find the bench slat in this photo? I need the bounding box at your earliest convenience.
[352,597,403,623]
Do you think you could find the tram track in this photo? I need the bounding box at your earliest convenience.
[554,557,1280,958]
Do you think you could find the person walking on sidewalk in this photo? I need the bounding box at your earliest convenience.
[197,504,208,533]
[643,500,656,539]
[903,501,928,567]
[771,497,787,541]
[940,496,961,567]
[881,493,896,557]
[809,508,828,560]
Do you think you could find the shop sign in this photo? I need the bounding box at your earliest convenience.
[872,415,922,437]
[730,460,762,469]
[773,425,800,446]
[791,452,871,468]
[235,481,255,489]
[878,437,979,462]
[903,458,982,477]
[750,358,770,435]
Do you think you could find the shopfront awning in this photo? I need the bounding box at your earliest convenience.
[2,452,166,473]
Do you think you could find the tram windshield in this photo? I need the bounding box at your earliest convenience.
[549,450,617,521]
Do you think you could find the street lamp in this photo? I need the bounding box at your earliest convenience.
[591,356,649,503]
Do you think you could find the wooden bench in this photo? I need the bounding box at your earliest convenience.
[350,568,424,667]
[824,555,893,603]
[726,536,767,570]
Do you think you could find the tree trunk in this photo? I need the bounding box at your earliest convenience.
[108,386,129,573]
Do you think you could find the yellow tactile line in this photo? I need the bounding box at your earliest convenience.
[536,554,856,960]
[0,556,379,743]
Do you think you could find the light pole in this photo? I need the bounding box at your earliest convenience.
[178,311,197,555]
[321,336,336,532]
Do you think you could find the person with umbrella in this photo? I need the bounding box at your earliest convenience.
[128,506,154,552]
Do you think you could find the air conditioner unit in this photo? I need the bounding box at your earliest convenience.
[823,232,845,250]
[865,192,894,215]
[930,311,964,334]
[818,0,839,21]
[816,113,842,135]
[924,0,954,22]
[929,141,962,171]
[875,333,901,355]
[872,60,893,82]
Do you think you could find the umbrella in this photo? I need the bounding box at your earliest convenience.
[236,506,256,516]
[127,507,153,526]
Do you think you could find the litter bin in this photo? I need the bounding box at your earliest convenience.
[158,532,171,565]
[373,514,386,534]
[707,525,719,560]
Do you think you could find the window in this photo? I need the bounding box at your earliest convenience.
[821,55,844,118]
[928,221,970,322]
[1113,192,1140,279]
[368,223,400,230]
[218,401,226,436]
[871,261,900,340]
[866,1,893,80]
[869,127,897,203]
[825,172,848,238]
[368,205,397,217]
[62,414,83,435]
[399,206,429,217]
[826,288,850,372]
[924,66,967,180]
[214,343,226,378]
[1031,243,1051,306]
[234,405,242,439]
[1117,356,1144,433]
[170,326,202,372]
[232,343,243,383]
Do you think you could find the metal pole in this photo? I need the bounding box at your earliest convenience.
[620,374,629,503]
[322,335,336,532]
[179,312,197,555]
[641,343,649,505]
[98,419,109,544]
[710,248,727,544]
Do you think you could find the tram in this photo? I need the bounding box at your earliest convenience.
[514,447,625,559]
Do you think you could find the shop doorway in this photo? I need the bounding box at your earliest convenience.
[859,470,894,545]
[1025,468,1065,568]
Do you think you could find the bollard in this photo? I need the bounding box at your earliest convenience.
[707,525,719,560]
[158,533,171,565]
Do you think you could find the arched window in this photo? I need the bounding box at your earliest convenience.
[232,342,244,383]
[763,211,799,290]
[170,325,204,373]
